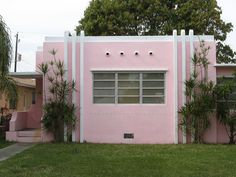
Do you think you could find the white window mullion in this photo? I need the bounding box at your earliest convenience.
[115,73,118,104]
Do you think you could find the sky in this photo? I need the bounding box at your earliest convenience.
[0,0,235,72]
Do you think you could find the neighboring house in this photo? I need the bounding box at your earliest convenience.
[0,78,36,113]
[6,30,236,143]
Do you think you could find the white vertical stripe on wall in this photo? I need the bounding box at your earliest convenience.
[181,30,187,144]
[64,31,69,142]
[189,30,194,73]
[189,30,194,143]
[80,31,85,143]
[72,33,77,142]
[173,30,178,144]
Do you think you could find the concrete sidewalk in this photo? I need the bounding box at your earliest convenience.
[0,143,35,161]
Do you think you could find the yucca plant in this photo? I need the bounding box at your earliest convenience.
[38,49,76,142]
[216,76,236,144]
[179,41,215,143]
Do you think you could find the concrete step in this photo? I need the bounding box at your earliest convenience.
[18,129,41,137]
[17,136,42,143]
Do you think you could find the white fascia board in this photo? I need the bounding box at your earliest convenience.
[81,36,214,43]
[214,64,236,67]
[82,36,173,42]
[44,35,214,43]
[9,72,42,78]
[90,68,168,72]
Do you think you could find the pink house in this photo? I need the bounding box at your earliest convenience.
[6,30,236,144]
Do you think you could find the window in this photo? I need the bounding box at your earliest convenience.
[217,77,236,106]
[93,72,165,104]
[118,73,140,104]
[93,73,115,103]
[142,73,165,104]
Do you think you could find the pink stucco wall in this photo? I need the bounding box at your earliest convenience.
[26,78,42,129]
[36,33,235,144]
[83,42,175,144]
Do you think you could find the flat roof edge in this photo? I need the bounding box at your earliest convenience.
[214,64,236,67]
[44,35,214,43]
[9,72,42,78]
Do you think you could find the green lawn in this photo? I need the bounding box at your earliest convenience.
[0,144,235,177]
[0,139,13,149]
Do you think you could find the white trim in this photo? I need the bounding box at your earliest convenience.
[90,68,168,72]
[72,33,77,142]
[64,31,69,142]
[173,30,178,144]
[9,72,42,78]
[82,36,214,43]
[214,64,236,67]
[44,35,214,43]
[80,31,85,143]
[189,29,194,143]
[189,30,194,74]
[181,30,187,144]
[83,36,173,42]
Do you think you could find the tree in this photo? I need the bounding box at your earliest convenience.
[76,0,235,63]
[0,15,18,106]
[216,75,236,144]
[38,50,76,142]
[179,41,215,143]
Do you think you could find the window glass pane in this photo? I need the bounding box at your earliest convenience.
[118,81,139,87]
[118,97,139,103]
[229,93,236,100]
[94,81,115,87]
[93,72,166,104]
[217,77,233,84]
[143,73,164,80]
[94,73,115,80]
[143,89,164,95]
[118,89,139,95]
[94,97,115,103]
[143,81,164,87]
[94,89,115,96]
[143,97,164,103]
[118,73,139,80]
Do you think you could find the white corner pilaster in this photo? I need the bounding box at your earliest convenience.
[181,30,187,144]
[64,31,69,142]
[189,30,194,73]
[173,30,178,144]
[189,29,194,143]
[80,31,85,143]
[72,32,77,142]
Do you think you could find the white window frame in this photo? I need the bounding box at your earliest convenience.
[93,71,166,104]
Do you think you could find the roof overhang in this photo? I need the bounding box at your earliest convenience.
[9,72,42,79]
[214,64,236,67]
